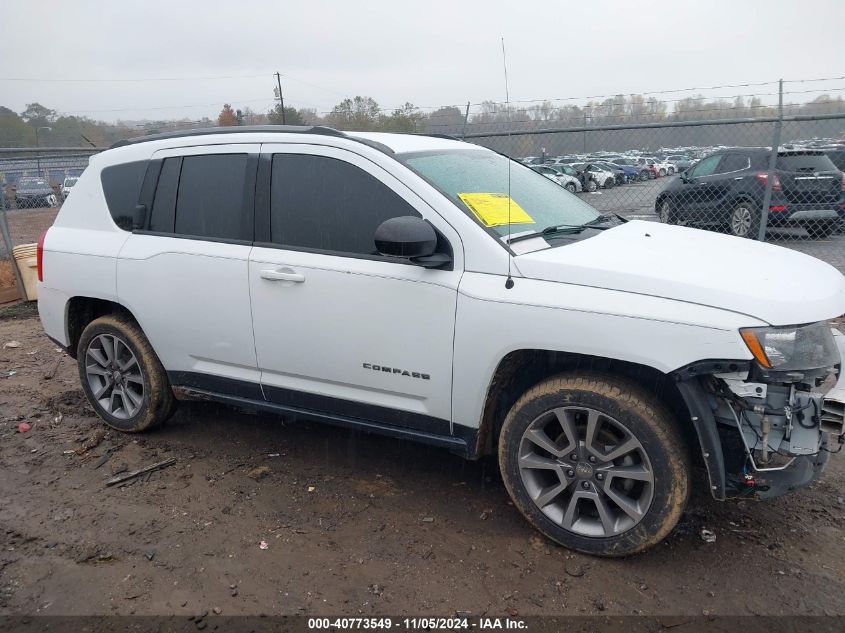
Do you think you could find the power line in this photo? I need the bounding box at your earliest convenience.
[0,73,269,82]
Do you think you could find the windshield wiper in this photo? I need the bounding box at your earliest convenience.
[507,213,622,244]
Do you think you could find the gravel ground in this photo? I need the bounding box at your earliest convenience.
[1,303,844,617]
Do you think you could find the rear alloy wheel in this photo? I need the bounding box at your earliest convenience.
[729,202,760,239]
[668,167,675,175]
[565,182,577,194]
[659,168,667,177]
[803,220,837,239]
[499,373,689,556]
[604,178,615,189]
[78,315,176,433]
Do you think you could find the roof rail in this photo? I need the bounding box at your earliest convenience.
[108,125,394,154]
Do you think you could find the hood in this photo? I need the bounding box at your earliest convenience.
[515,220,845,326]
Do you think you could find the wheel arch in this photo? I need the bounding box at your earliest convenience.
[474,349,696,461]
[65,296,140,359]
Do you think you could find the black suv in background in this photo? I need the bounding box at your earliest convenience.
[656,149,844,238]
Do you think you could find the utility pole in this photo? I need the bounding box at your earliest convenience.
[35,126,52,177]
[274,72,286,125]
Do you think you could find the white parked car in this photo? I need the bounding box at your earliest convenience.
[61,176,78,200]
[532,165,582,193]
[572,163,617,189]
[37,126,845,557]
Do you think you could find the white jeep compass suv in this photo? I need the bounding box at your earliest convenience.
[37,126,845,556]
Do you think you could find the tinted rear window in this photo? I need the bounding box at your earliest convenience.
[174,154,249,241]
[776,153,837,172]
[824,150,845,171]
[101,160,148,230]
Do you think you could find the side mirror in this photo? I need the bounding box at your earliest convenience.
[374,216,451,268]
[680,172,691,183]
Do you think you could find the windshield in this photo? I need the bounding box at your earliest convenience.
[399,149,599,239]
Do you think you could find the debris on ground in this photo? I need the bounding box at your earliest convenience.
[246,466,271,480]
[144,548,157,561]
[259,541,269,550]
[700,528,717,543]
[479,509,492,520]
[3,340,21,348]
[105,457,176,487]
[307,485,316,492]
[421,516,434,523]
[17,422,31,433]
[75,429,106,455]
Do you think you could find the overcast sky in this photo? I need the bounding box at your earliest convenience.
[3,0,844,122]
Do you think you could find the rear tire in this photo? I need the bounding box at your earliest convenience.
[639,171,649,182]
[77,315,176,433]
[565,182,577,194]
[586,179,598,192]
[604,177,615,189]
[498,373,690,557]
[729,201,760,239]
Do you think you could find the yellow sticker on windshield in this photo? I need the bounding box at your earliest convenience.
[458,193,535,228]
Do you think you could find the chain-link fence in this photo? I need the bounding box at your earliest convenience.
[438,81,845,273]
[2,78,844,302]
[0,148,100,300]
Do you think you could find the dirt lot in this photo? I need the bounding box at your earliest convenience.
[1,302,844,618]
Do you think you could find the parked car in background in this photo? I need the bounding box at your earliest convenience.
[666,155,693,172]
[572,163,617,189]
[593,161,631,185]
[15,177,54,208]
[531,165,582,193]
[656,149,844,238]
[610,158,651,181]
[61,176,79,200]
[539,165,583,193]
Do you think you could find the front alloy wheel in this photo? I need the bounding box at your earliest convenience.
[517,406,654,538]
[499,373,689,556]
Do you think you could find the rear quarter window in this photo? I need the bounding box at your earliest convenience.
[776,153,837,172]
[100,160,148,230]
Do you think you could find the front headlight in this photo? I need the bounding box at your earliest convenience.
[740,322,840,371]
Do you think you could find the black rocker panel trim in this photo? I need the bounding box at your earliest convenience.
[168,371,477,458]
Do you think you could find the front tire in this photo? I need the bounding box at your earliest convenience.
[77,315,176,433]
[586,179,598,192]
[498,373,690,557]
[565,182,577,194]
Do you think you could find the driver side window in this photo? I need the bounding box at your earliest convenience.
[269,153,421,256]
[689,155,722,178]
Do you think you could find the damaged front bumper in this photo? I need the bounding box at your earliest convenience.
[673,328,844,500]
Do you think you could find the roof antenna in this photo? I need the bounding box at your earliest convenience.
[501,37,515,290]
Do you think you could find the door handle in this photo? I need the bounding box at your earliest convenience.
[260,268,305,283]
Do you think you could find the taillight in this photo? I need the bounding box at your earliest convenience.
[36,229,48,282]
[755,173,782,191]
[769,205,787,212]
